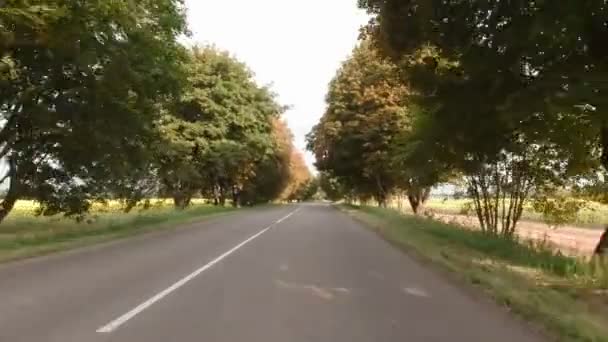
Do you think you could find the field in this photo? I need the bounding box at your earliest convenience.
[0,199,235,263]
[342,205,608,342]
[385,197,607,255]
[418,198,608,228]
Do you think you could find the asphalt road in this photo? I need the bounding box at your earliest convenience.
[0,204,544,342]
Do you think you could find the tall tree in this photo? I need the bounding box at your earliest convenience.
[317,172,351,202]
[240,119,293,205]
[308,41,410,206]
[359,0,606,171]
[158,46,281,208]
[0,0,188,221]
[282,150,312,202]
[359,0,608,232]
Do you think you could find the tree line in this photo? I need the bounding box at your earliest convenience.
[308,1,608,244]
[0,1,315,224]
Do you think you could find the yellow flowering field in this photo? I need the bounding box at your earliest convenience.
[0,199,234,262]
[8,199,211,218]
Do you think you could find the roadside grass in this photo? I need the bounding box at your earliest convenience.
[0,200,237,263]
[341,204,608,342]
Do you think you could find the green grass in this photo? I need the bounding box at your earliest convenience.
[390,198,608,228]
[0,204,237,263]
[341,204,608,342]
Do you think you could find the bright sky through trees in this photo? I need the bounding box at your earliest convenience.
[184,0,369,168]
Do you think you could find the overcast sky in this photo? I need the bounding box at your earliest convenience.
[183,0,369,169]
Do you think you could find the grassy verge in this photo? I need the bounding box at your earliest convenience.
[340,204,608,342]
[0,205,237,263]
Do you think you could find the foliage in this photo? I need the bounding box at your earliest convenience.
[0,4,305,221]
[285,175,318,202]
[317,172,349,202]
[573,170,608,205]
[156,46,282,208]
[307,41,411,206]
[389,110,451,213]
[282,150,312,201]
[0,0,189,221]
[240,119,312,205]
[465,143,576,235]
[357,0,608,235]
[533,196,588,230]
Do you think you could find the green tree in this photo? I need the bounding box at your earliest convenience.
[317,172,349,202]
[295,177,320,202]
[239,119,315,205]
[308,41,410,207]
[388,104,454,214]
[359,0,608,233]
[240,119,292,205]
[360,0,606,168]
[158,46,281,208]
[0,0,188,221]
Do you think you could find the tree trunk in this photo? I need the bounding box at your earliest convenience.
[375,175,388,208]
[407,187,431,215]
[219,186,226,207]
[123,200,138,213]
[232,186,240,208]
[594,227,608,255]
[376,194,387,208]
[173,196,185,210]
[173,193,191,210]
[212,185,220,206]
[211,184,225,206]
[408,195,420,214]
[0,158,19,224]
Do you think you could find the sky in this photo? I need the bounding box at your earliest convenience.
[183,0,370,169]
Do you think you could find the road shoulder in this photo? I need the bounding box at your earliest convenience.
[338,204,608,342]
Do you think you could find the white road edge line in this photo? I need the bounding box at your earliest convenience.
[96,207,301,334]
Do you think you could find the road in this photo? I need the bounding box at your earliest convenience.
[0,204,543,342]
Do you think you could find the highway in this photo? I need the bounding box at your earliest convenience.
[0,204,543,341]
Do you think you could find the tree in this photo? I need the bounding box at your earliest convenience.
[240,119,293,205]
[308,41,410,207]
[361,0,607,167]
[158,46,282,208]
[296,177,320,202]
[595,228,608,255]
[359,0,608,233]
[282,150,312,202]
[239,119,314,205]
[318,172,349,202]
[532,194,587,230]
[388,104,454,214]
[0,0,188,221]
